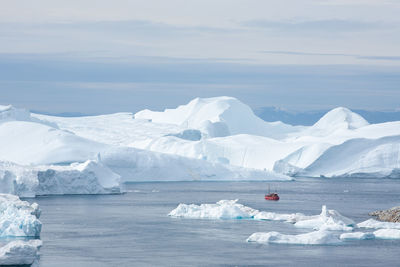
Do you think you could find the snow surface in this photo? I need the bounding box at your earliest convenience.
[0,239,42,266]
[357,219,400,229]
[247,230,341,245]
[0,194,41,237]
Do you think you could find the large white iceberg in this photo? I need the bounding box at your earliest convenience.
[0,160,122,197]
[29,96,400,179]
[247,230,341,245]
[0,239,42,266]
[0,194,41,237]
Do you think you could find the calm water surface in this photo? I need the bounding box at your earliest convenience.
[33,178,400,266]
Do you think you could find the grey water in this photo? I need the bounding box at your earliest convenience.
[34,178,400,266]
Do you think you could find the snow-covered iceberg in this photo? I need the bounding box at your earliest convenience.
[293,205,354,231]
[340,232,375,240]
[0,239,42,266]
[19,96,400,179]
[168,199,258,219]
[247,230,341,245]
[0,194,41,237]
[373,229,400,239]
[169,200,352,232]
[0,160,122,197]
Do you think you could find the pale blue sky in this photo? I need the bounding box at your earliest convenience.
[0,0,399,113]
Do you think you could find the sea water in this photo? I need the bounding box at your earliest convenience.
[34,177,400,266]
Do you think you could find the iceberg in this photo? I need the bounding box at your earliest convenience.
[357,219,400,230]
[0,160,122,197]
[247,230,341,245]
[373,229,400,239]
[168,199,258,219]
[340,232,375,240]
[0,239,42,266]
[0,194,41,237]
[16,96,400,179]
[293,205,354,231]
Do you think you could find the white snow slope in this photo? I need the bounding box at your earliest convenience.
[32,96,400,178]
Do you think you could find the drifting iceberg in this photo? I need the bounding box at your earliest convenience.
[0,194,41,237]
[340,232,375,240]
[373,229,400,239]
[0,239,42,266]
[357,219,400,230]
[0,160,122,197]
[168,199,258,219]
[247,230,341,245]
[294,205,354,231]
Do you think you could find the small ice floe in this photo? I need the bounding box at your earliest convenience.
[247,230,341,245]
[373,229,400,239]
[340,232,375,240]
[168,199,258,219]
[293,205,354,231]
[0,194,42,237]
[357,219,400,230]
[0,239,42,266]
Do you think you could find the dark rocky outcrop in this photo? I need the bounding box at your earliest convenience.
[369,206,400,223]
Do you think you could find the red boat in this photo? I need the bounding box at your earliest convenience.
[264,193,279,201]
[265,185,279,201]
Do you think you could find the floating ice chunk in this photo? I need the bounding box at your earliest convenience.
[0,239,42,266]
[294,205,354,231]
[373,229,400,239]
[247,230,341,245]
[357,219,400,229]
[254,211,310,223]
[340,232,375,240]
[0,194,42,237]
[168,199,258,219]
[0,160,122,197]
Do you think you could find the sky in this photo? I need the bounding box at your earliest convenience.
[0,0,399,114]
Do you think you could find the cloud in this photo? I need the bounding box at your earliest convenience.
[241,19,385,33]
[260,50,400,61]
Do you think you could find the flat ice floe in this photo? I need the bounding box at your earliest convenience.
[0,239,42,266]
[247,230,341,245]
[373,229,400,239]
[0,194,41,237]
[168,199,258,219]
[340,232,375,240]
[357,219,400,229]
